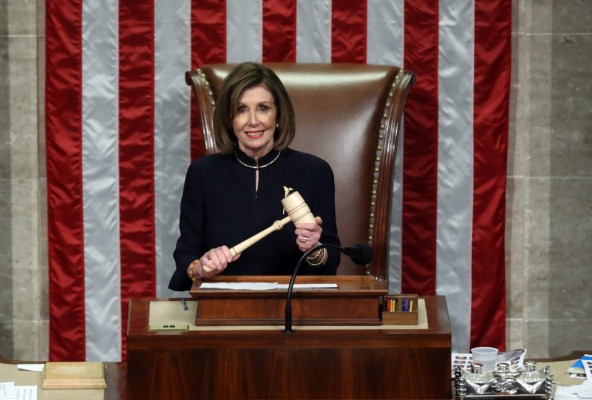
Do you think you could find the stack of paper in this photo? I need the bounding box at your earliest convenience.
[567,354,592,380]
[0,382,37,400]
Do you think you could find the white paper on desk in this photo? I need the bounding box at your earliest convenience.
[0,384,37,400]
[0,382,17,400]
[14,387,36,400]
[200,282,279,290]
[277,283,338,289]
[583,358,592,381]
[200,282,339,290]
[555,380,592,400]
[16,364,44,372]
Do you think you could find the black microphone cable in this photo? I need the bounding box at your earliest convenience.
[284,243,374,333]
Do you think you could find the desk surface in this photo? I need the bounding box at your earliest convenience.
[1,295,452,400]
[126,295,452,399]
[0,359,124,400]
[148,297,429,331]
[131,294,449,335]
[1,354,588,400]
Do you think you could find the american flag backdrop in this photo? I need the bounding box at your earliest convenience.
[46,0,510,361]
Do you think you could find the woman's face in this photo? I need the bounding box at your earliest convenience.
[232,85,277,159]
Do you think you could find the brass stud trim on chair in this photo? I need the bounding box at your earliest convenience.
[198,70,217,114]
[368,71,399,245]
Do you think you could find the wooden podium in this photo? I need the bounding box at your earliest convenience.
[127,276,451,399]
[191,275,386,326]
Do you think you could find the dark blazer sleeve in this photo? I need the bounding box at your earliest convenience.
[307,157,341,274]
[319,161,341,275]
[169,162,205,291]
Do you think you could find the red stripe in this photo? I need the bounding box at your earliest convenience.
[401,1,439,295]
[471,0,511,350]
[46,0,86,361]
[331,0,367,63]
[190,0,227,159]
[119,0,157,360]
[262,0,296,62]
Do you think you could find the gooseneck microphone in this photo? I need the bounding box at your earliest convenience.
[341,244,374,266]
[284,243,374,333]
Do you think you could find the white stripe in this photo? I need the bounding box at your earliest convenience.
[82,0,121,361]
[437,0,474,353]
[154,0,192,298]
[227,0,262,62]
[367,0,404,66]
[389,125,405,294]
[296,0,331,62]
[366,0,405,293]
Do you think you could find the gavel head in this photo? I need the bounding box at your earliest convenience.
[281,191,316,226]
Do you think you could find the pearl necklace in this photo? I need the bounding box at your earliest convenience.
[235,151,281,169]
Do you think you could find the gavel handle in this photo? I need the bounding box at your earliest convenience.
[230,215,292,256]
[201,215,292,272]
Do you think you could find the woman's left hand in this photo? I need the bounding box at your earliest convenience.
[295,216,323,252]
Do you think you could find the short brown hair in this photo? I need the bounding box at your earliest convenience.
[213,63,296,154]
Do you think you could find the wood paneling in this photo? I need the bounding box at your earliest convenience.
[127,293,451,399]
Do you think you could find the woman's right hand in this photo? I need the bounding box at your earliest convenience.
[198,246,240,278]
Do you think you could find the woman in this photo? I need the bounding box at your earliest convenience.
[169,62,340,291]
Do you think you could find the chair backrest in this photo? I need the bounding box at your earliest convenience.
[186,63,414,280]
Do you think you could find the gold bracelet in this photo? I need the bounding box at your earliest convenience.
[307,248,326,266]
[306,242,323,260]
[306,248,323,261]
[187,259,201,281]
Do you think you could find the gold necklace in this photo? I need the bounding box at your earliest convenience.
[235,151,281,169]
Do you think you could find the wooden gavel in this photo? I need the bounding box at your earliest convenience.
[202,191,316,272]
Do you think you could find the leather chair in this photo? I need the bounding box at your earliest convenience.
[186,63,414,280]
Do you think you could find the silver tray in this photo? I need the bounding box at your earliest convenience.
[454,361,554,400]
